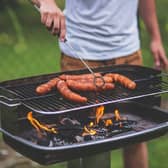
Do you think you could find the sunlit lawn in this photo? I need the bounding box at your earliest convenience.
[0,1,168,168]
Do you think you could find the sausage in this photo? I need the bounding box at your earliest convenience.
[36,78,60,95]
[101,83,115,91]
[36,83,52,95]
[66,80,115,92]
[57,80,88,103]
[74,76,113,83]
[59,73,102,80]
[47,78,60,87]
[66,80,97,91]
[104,73,136,89]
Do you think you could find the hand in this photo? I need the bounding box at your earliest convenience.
[150,39,168,71]
[39,0,66,41]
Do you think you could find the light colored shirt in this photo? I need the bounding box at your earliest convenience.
[59,0,140,60]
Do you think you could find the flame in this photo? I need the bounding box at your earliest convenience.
[82,126,97,136]
[114,109,123,127]
[105,119,113,127]
[27,112,57,134]
[96,105,104,124]
[89,122,94,127]
[119,122,122,128]
[114,109,121,121]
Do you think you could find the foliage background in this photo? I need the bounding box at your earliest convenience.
[0,0,167,168]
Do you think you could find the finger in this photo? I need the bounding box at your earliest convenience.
[153,51,161,68]
[52,16,60,35]
[41,12,48,24]
[45,15,54,30]
[158,50,168,70]
[59,14,66,41]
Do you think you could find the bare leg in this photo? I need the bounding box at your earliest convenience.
[123,142,148,168]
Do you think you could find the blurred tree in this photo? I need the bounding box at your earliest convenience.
[0,0,20,10]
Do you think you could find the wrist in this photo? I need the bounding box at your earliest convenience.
[150,30,162,43]
[39,0,56,6]
[151,37,162,45]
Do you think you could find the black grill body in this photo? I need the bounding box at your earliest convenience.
[1,102,168,165]
[0,65,168,165]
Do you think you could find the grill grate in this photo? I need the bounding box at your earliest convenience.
[0,65,168,114]
[22,82,168,114]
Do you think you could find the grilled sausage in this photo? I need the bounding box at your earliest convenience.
[73,76,113,83]
[101,83,115,91]
[59,73,102,80]
[57,80,87,103]
[104,73,136,89]
[66,80,115,92]
[36,78,59,95]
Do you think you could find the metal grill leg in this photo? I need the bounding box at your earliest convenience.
[67,151,111,168]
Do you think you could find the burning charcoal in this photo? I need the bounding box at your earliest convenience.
[58,125,83,140]
[97,128,108,136]
[53,137,65,146]
[60,118,81,126]
[21,129,46,144]
[122,120,137,126]
[94,135,105,140]
[49,140,54,147]
[75,135,84,143]
[107,130,124,137]
[89,127,107,137]
[21,130,36,141]
[53,136,58,142]
[58,117,83,139]
[83,134,93,141]
[108,120,136,130]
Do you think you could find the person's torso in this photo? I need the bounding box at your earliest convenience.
[59,0,140,60]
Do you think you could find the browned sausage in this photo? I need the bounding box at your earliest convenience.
[59,73,102,80]
[66,80,115,92]
[57,80,87,103]
[105,73,136,89]
[36,78,60,95]
[47,78,60,87]
[66,80,97,91]
[74,76,113,83]
[101,83,115,91]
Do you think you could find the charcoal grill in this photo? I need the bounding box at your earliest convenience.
[0,65,168,165]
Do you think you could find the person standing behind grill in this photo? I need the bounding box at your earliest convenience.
[31,0,168,168]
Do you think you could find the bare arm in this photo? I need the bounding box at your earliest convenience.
[31,0,66,41]
[139,0,168,70]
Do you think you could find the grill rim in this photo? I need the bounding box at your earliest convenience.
[22,90,168,115]
[1,122,168,151]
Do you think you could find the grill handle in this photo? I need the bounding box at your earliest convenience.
[0,96,21,107]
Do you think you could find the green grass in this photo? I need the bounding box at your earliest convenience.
[0,1,62,81]
[0,1,168,168]
[0,0,168,81]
